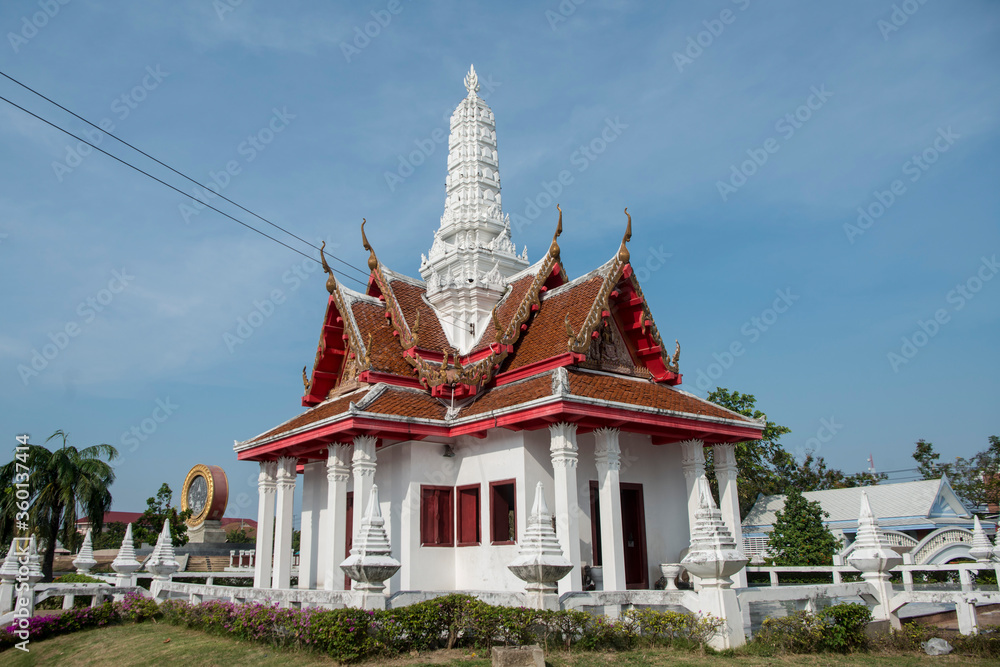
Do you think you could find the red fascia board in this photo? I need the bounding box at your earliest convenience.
[493,352,586,387]
[237,416,450,461]
[448,399,762,441]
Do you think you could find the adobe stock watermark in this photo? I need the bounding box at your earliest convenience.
[7,0,72,53]
[118,398,180,454]
[792,416,844,463]
[510,116,628,234]
[877,0,932,41]
[887,254,998,373]
[384,74,501,192]
[179,107,296,223]
[843,126,958,244]
[717,84,833,202]
[223,242,336,353]
[17,268,134,385]
[213,0,244,21]
[51,65,170,182]
[340,0,408,63]
[545,0,587,31]
[692,288,799,392]
[673,0,752,73]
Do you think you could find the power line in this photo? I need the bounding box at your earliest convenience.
[0,69,370,281]
[0,92,367,287]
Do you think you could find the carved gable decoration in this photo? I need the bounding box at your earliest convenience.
[581,318,648,378]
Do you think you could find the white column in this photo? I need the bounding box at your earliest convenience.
[352,435,378,541]
[679,439,706,538]
[324,443,352,591]
[595,427,626,592]
[253,461,277,589]
[272,456,297,589]
[298,462,323,590]
[549,422,582,594]
[713,443,747,589]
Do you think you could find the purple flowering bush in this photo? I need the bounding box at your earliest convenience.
[1,592,158,650]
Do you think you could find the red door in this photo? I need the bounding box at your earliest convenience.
[588,481,648,589]
[344,492,353,590]
[620,483,648,589]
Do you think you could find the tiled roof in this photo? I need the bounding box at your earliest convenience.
[351,301,417,377]
[458,374,554,417]
[390,278,456,354]
[742,478,969,530]
[365,387,448,420]
[474,272,538,353]
[566,370,745,422]
[248,391,366,443]
[505,276,604,371]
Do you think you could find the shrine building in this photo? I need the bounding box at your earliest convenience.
[234,66,764,595]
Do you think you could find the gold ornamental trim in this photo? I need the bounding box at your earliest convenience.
[181,463,215,527]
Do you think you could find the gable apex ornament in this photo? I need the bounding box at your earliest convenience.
[618,207,632,264]
[361,218,378,272]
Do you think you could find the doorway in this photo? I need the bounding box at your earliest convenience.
[589,481,648,589]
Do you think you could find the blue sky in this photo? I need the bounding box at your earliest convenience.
[0,0,997,518]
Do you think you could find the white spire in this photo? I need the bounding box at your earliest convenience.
[420,65,528,353]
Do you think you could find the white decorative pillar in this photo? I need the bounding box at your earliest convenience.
[298,462,324,589]
[272,456,297,590]
[549,422,582,593]
[594,427,626,592]
[713,443,747,589]
[352,435,378,540]
[847,491,902,630]
[680,439,707,535]
[253,461,277,589]
[324,443,352,591]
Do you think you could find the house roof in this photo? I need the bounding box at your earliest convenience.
[742,477,975,532]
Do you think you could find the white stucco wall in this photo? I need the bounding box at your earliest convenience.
[347,427,692,593]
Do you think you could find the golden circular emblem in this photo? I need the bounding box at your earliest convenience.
[181,464,229,527]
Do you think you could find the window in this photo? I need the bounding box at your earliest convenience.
[490,480,517,544]
[420,486,453,546]
[456,484,480,546]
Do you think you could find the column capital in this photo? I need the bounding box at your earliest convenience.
[594,427,622,473]
[258,460,278,492]
[276,456,297,491]
[549,422,578,468]
[353,435,377,477]
[713,442,738,478]
[327,443,352,482]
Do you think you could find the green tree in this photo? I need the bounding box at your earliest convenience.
[789,453,886,491]
[706,388,792,517]
[766,486,841,566]
[133,483,191,548]
[0,431,117,581]
[226,525,253,543]
[913,436,1000,515]
[92,521,128,550]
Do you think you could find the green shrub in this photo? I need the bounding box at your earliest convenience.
[953,628,1000,658]
[751,603,872,654]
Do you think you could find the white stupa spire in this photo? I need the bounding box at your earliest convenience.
[420,65,529,353]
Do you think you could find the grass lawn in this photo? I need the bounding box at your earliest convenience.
[3,622,995,666]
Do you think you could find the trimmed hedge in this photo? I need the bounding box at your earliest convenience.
[159,594,723,662]
[749,603,872,654]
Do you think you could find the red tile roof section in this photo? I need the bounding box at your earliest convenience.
[566,370,754,422]
[505,276,604,371]
[389,279,457,354]
[351,301,418,377]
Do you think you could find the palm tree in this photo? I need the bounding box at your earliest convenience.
[0,430,118,581]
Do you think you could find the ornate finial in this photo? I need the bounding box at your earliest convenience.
[361,218,378,272]
[617,207,632,264]
[671,339,681,372]
[464,64,480,95]
[302,365,311,392]
[548,205,563,260]
[319,241,337,294]
[441,347,450,369]
[363,333,373,367]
